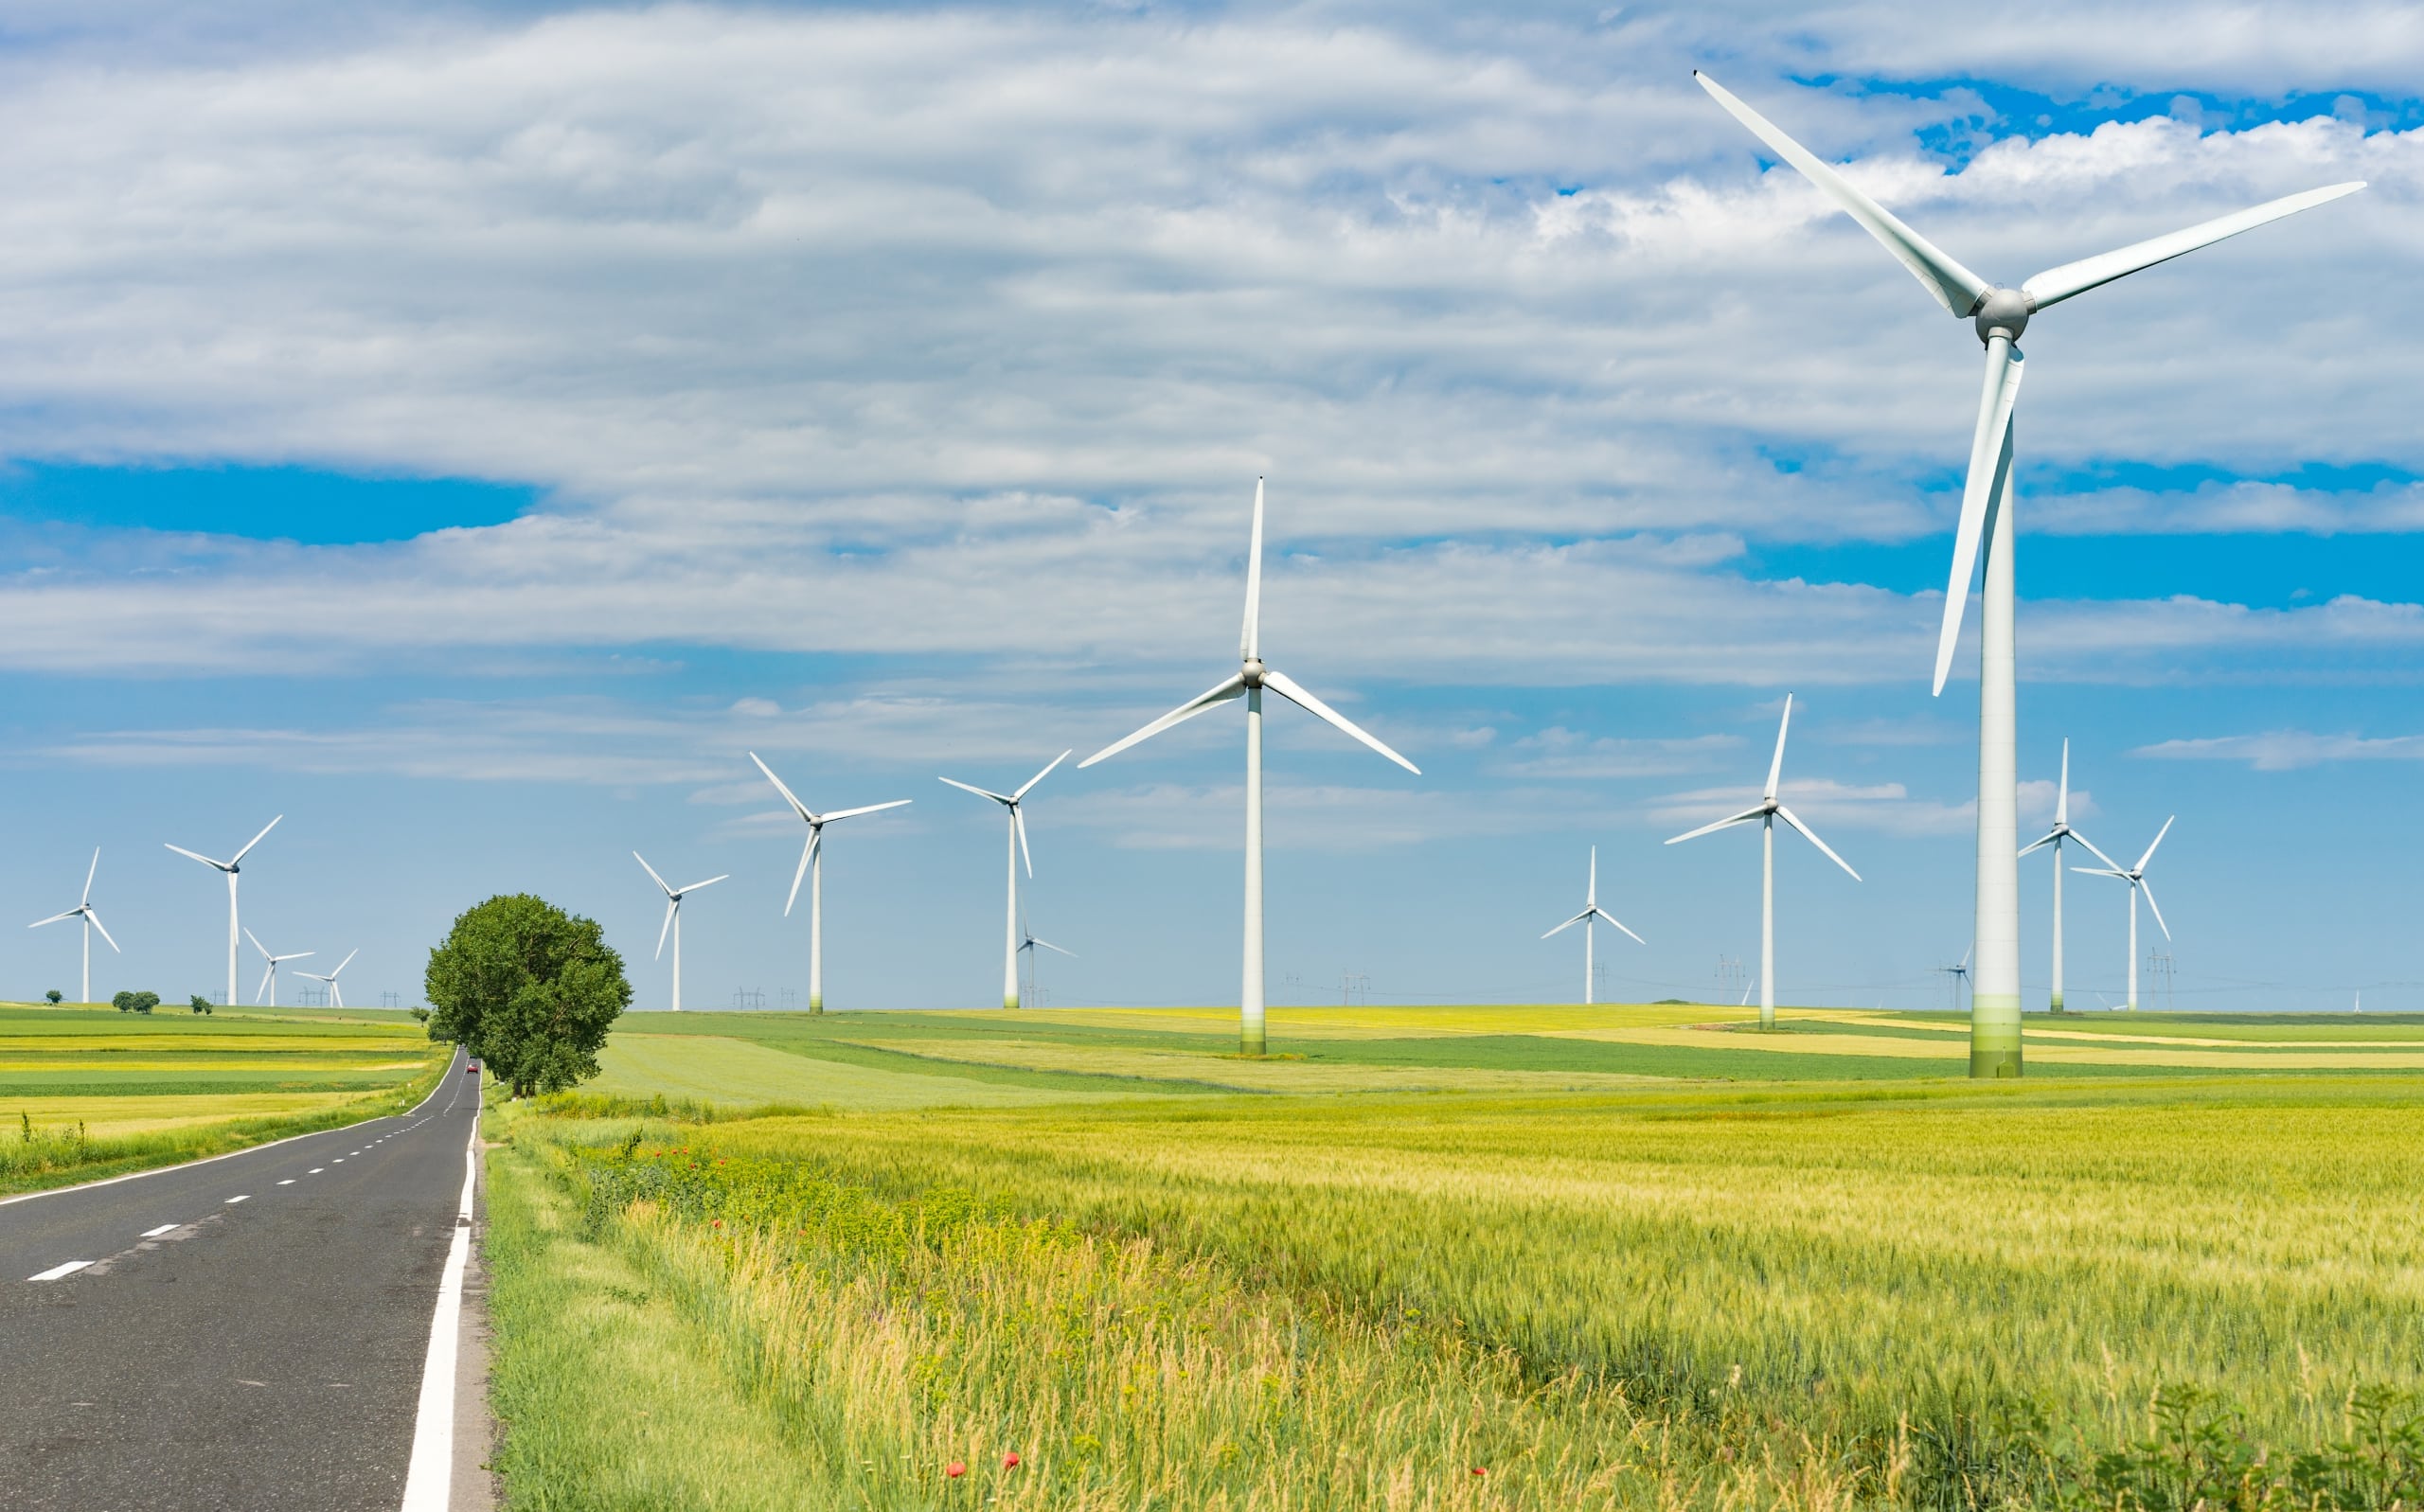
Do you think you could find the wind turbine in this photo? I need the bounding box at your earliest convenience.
[1935,946,1973,1015]
[2076,817,2173,1013]
[1664,695,1859,1030]
[1018,919,1075,1008]
[1694,71,2359,1078]
[746,755,911,1014]
[166,815,282,1009]
[2018,740,2119,1015]
[633,854,728,1013]
[296,949,359,1009]
[1541,846,1644,1005]
[1080,478,1418,1056]
[29,849,118,1004]
[243,929,312,1007]
[940,751,1071,1009]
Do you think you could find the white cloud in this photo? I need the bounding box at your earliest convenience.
[2135,729,2424,770]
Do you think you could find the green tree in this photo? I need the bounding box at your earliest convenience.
[189,995,214,1015]
[424,894,630,1098]
[112,990,158,1015]
[44,990,62,1005]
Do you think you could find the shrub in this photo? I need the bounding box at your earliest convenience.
[190,996,213,1015]
[44,989,62,1005]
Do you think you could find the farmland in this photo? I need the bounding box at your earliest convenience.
[0,1002,454,1194]
[485,1005,2424,1509]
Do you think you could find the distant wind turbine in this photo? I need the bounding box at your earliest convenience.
[244,928,312,1007]
[1541,846,1644,1005]
[166,816,282,1009]
[1695,71,2359,1078]
[1664,696,1859,1030]
[296,949,359,1009]
[633,854,728,1013]
[2076,817,2174,1013]
[747,755,911,1014]
[940,751,1071,1009]
[29,848,118,1004]
[1018,920,1075,1008]
[1078,478,1419,1056]
[2018,740,2118,1015]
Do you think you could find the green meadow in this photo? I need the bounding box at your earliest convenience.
[485,1005,2424,1510]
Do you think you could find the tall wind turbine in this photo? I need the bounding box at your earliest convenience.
[1541,846,1644,1005]
[1694,71,2359,1077]
[2018,740,2118,1015]
[940,751,1071,1009]
[1079,478,1418,1056]
[1018,920,1075,1008]
[29,849,118,1004]
[746,755,911,1014]
[2076,817,2173,1012]
[296,949,359,1009]
[244,929,312,1007]
[1664,696,1859,1030]
[166,815,283,1008]
[633,854,728,1013]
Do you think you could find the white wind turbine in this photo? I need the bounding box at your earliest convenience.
[1664,695,1859,1030]
[1079,478,1418,1056]
[940,751,1071,1009]
[1541,845,1644,1005]
[166,815,283,1009]
[2076,817,2173,1013]
[633,854,728,1014]
[1695,71,2359,1078]
[2018,740,2119,1015]
[1018,919,1075,1008]
[29,849,118,1004]
[296,949,359,1009]
[746,755,911,1014]
[243,928,312,1007]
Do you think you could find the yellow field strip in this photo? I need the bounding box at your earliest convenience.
[5,1091,370,1137]
[854,1036,1671,1093]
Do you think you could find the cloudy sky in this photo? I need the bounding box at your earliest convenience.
[0,0,2415,1015]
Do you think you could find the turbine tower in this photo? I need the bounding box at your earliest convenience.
[296,949,359,1009]
[29,849,118,1004]
[2018,740,2118,1014]
[1540,846,1644,1005]
[166,815,283,1009]
[1664,696,1859,1030]
[746,755,911,1014]
[633,854,728,1013]
[1694,71,2358,1077]
[940,751,1071,1009]
[1080,478,1418,1056]
[2076,817,2174,1013]
[243,929,312,1007]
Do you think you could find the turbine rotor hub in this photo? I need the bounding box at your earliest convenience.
[1241,658,1267,687]
[1972,286,2032,346]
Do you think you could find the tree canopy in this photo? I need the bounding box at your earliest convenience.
[424,894,631,1098]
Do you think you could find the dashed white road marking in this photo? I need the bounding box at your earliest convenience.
[332,1159,345,1164]
[308,1167,324,1174]
[141,1224,179,1237]
[28,1260,92,1281]
[277,1179,294,1185]
[225,1195,250,1204]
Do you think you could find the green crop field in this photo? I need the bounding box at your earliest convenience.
[483,1004,2424,1510]
[0,1003,454,1194]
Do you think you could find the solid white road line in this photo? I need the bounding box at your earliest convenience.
[28,1260,92,1281]
[141,1224,178,1237]
[399,1095,480,1512]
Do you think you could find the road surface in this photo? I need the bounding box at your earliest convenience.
[0,1048,480,1511]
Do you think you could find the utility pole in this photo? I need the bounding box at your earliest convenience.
[2149,952,2175,1012]
[1340,970,1370,1007]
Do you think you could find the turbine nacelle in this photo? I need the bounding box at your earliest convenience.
[1240,657,1268,687]
[1971,286,2031,345]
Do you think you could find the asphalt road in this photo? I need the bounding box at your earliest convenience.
[0,1048,480,1511]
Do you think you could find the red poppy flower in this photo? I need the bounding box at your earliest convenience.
[1004,1452,1022,1468]
[947,1462,967,1479]
[1470,1467,1487,1476]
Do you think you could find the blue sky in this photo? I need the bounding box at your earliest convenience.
[0,0,2415,1014]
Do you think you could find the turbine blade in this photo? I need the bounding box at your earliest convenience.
[2139,879,2172,941]
[2136,815,2175,873]
[655,898,676,960]
[938,776,1012,804]
[1542,909,1593,939]
[81,847,98,905]
[1014,750,1072,801]
[633,851,674,897]
[2056,738,2071,827]
[1258,667,1420,774]
[230,814,282,866]
[2022,182,2366,311]
[2018,829,2060,858]
[165,844,228,870]
[28,909,79,928]
[677,875,730,894]
[1078,672,1248,768]
[243,926,269,958]
[2072,866,2128,879]
[1032,936,1075,957]
[1664,807,1769,845]
[1934,340,2023,697]
[1586,845,1597,907]
[2069,830,2123,872]
[748,752,816,822]
[1959,944,1972,969]
[1773,804,1862,881]
[784,832,816,917]
[1764,693,1794,800]
[1592,906,1648,945]
[1692,71,1990,317]
[1014,807,1033,879]
[819,799,913,823]
[1241,477,1265,662]
[331,949,358,976]
[88,912,120,952]
[257,962,275,1004]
